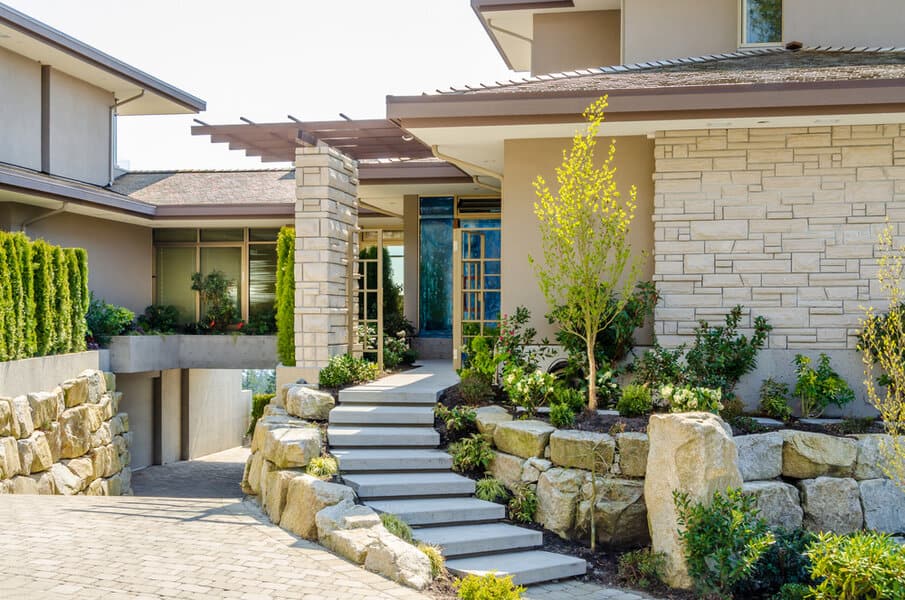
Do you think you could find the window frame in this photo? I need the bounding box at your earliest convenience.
[738,0,784,48]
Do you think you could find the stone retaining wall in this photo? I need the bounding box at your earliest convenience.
[0,369,131,496]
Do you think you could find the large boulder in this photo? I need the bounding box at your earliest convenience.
[315,500,381,539]
[645,412,742,590]
[536,467,586,538]
[742,481,803,530]
[88,444,121,479]
[97,393,118,421]
[50,463,83,495]
[853,434,893,480]
[475,405,512,436]
[0,436,22,479]
[798,477,862,534]
[285,386,335,421]
[493,420,555,459]
[860,478,905,534]
[550,430,614,472]
[10,396,34,439]
[364,530,433,590]
[63,456,95,486]
[109,413,129,436]
[27,391,61,430]
[45,422,62,462]
[246,452,266,495]
[59,405,101,459]
[616,433,649,478]
[736,432,783,481]
[488,451,526,490]
[521,457,552,484]
[240,454,255,494]
[250,415,306,453]
[316,501,384,563]
[261,424,322,469]
[91,422,113,449]
[0,398,17,438]
[61,377,88,408]
[782,431,857,479]
[10,475,39,494]
[17,431,53,474]
[80,369,106,403]
[575,478,649,547]
[281,474,356,540]
[263,469,301,525]
[29,470,57,495]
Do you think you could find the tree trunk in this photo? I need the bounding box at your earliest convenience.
[587,333,598,411]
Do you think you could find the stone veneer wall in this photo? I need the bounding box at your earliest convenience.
[0,369,131,495]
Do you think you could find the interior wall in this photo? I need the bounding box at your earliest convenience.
[117,372,154,470]
[531,10,621,75]
[48,69,112,186]
[784,0,905,48]
[160,369,181,465]
[0,47,41,170]
[502,136,656,343]
[623,0,738,64]
[186,369,248,459]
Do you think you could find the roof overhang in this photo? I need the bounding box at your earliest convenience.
[0,4,205,115]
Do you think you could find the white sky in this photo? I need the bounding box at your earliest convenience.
[6,0,520,170]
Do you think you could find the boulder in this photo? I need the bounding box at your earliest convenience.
[475,405,513,436]
[45,422,62,462]
[616,433,649,478]
[365,530,433,590]
[493,420,555,459]
[282,474,356,540]
[63,457,95,485]
[105,474,123,496]
[521,457,552,483]
[86,478,108,496]
[853,434,893,480]
[97,393,117,421]
[576,478,649,547]
[536,467,586,538]
[17,431,53,474]
[240,454,255,494]
[250,415,306,453]
[742,481,803,530]
[103,372,116,393]
[10,475,39,494]
[10,396,34,439]
[782,431,857,479]
[0,436,22,479]
[80,369,106,403]
[29,471,57,495]
[645,412,742,590]
[59,405,100,459]
[246,452,266,495]
[321,525,383,564]
[263,469,301,525]
[27,391,60,429]
[91,422,113,449]
[550,430,614,472]
[736,432,783,481]
[263,404,288,418]
[109,413,129,436]
[88,444,121,479]
[798,477,862,534]
[0,398,17,438]
[61,378,88,408]
[315,499,380,539]
[0,479,9,494]
[119,467,132,494]
[262,425,322,468]
[860,478,905,534]
[285,386,335,421]
[112,434,128,455]
[488,451,526,490]
[50,463,83,495]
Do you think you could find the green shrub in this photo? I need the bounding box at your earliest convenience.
[450,434,494,474]
[137,304,180,333]
[455,572,525,600]
[759,378,792,421]
[86,293,134,348]
[501,366,556,417]
[66,248,88,353]
[734,528,814,598]
[475,477,510,504]
[435,404,477,442]
[383,333,408,369]
[729,415,769,434]
[247,393,274,435]
[51,246,72,354]
[662,385,724,414]
[806,531,905,600]
[720,396,745,421]
[1,234,32,359]
[794,353,855,418]
[617,384,653,417]
[380,513,413,543]
[31,239,56,355]
[318,354,379,388]
[674,487,775,598]
[774,583,810,600]
[631,343,686,389]
[275,226,295,365]
[459,371,494,404]
[508,483,537,523]
[191,270,238,332]
[306,455,338,479]
[464,335,508,380]
[418,543,445,579]
[830,417,876,435]
[551,385,585,414]
[549,402,576,428]
[617,548,666,590]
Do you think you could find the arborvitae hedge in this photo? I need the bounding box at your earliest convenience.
[275,226,295,366]
[0,232,88,361]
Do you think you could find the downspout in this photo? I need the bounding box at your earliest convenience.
[21,201,68,233]
[108,90,145,185]
[431,145,504,186]
[472,175,501,194]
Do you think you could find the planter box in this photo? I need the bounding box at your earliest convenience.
[0,351,101,396]
[108,335,278,373]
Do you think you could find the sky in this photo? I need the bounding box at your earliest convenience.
[6,0,520,170]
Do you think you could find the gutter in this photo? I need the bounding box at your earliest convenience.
[21,200,68,232]
[431,145,503,184]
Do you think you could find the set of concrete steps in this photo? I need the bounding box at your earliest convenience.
[327,362,586,586]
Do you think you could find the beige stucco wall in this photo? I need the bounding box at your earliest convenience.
[0,47,41,170]
[26,210,152,313]
[161,369,182,465]
[623,0,738,64]
[532,10,621,76]
[48,69,112,186]
[117,372,154,470]
[502,136,655,342]
[186,369,248,459]
[784,0,905,48]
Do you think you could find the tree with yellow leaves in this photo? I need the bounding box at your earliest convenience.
[859,222,905,491]
[530,96,644,411]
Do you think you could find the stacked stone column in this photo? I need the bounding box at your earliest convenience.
[294,146,359,383]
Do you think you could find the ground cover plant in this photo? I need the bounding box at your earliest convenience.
[806,531,905,599]
[450,433,494,475]
[318,354,380,389]
[793,353,855,418]
[454,572,525,600]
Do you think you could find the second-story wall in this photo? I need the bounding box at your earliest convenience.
[49,70,113,186]
[0,46,41,170]
[784,0,905,48]
[623,0,738,64]
[531,10,621,75]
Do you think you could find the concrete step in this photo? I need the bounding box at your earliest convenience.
[366,497,506,526]
[329,405,435,426]
[414,523,542,557]
[343,472,475,499]
[338,389,439,405]
[327,426,439,448]
[446,550,587,586]
[333,449,452,472]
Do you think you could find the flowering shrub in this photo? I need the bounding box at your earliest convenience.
[502,366,556,417]
[661,384,724,414]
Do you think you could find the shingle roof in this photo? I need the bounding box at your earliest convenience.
[111,169,294,205]
[437,46,905,96]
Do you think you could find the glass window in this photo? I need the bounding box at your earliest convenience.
[153,228,196,243]
[249,228,279,242]
[200,228,244,242]
[155,247,196,323]
[200,247,242,318]
[249,245,277,320]
[744,0,782,45]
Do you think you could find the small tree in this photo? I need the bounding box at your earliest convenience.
[530,96,644,410]
[859,223,905,491]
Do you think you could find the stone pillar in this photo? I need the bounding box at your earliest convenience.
[294,146,359,384]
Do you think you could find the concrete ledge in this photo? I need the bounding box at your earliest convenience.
[0,351,101,396]
[108,335,277,373]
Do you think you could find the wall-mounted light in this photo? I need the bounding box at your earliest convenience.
[401,134,414,142]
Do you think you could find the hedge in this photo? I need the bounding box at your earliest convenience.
[275,226,295,366]
[0,232,89,361]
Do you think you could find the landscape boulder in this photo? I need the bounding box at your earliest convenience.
[798,476,862,534]
[736,432,783,481]
[488,451,525,490]
[17,431,53,474]
[576,478,649,547]
[261,424,322,469]
[853,434,893,480]
[521,457,552,483]
[782,431,857,479]
[0,398,17,438]
[285,386,335,421]
[263,469,300,525]
[364,530,433,590]
[0,436,22,479]
[61,378,88,408]
[316,501,384,563]
[742,481,803,530]
[27,391,61,429]
[50,463,83,495]
[859,478,905,534]
[616,432,649,478]
[493,420,555,458]
[475,405,512,436]
[10,396,34,439]
[281,475,355,540]
[536,467,586,538]
[550,430,615,472]
[59,405,100,459]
